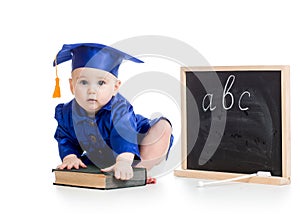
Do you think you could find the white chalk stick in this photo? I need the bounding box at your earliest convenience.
[256,171,272,177]
[197,171,271,187]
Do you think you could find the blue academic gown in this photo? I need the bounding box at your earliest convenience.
[54,93,173,168]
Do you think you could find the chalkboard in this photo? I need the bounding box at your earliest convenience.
[175,66,291,185]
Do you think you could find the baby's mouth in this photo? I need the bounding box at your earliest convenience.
[87,98,97,102]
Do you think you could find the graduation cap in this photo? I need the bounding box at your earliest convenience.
[52,43,143,98]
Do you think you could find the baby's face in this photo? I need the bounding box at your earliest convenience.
[70,67,120,116]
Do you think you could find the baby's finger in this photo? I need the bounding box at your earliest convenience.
[57,163,67,170]
[119,171,127,180]
[67,163,74,170]
[114,169,121,180]
[73,162,79,169]
[79,160,87,168]
[101,165,114,172]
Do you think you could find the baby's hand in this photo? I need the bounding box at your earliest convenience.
[101,153,134,180]
[57,154,87,170]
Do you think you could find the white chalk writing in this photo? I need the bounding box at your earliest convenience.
[202,75,250,111]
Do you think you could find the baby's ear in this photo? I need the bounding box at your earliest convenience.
[69,78,75,94]
[113,80,121,95]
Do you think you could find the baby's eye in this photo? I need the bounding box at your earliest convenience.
[79,80,88,85]
[98,80,105,86]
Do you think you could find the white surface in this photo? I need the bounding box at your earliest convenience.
[1,0,299,213]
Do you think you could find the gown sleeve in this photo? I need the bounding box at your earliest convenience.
[109,100,140,159]
[54,103,83,160]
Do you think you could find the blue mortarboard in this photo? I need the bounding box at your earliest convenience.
[52,43,143,98]
[54,43,143,76]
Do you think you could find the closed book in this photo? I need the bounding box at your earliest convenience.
[52,165,147,190]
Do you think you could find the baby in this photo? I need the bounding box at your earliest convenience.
[53,43,173,181]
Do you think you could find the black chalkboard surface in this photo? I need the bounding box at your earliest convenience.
[175,66,290,185]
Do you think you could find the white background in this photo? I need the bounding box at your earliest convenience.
[1,0,299,213]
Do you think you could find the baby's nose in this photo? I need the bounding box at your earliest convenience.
[88,84,98,93]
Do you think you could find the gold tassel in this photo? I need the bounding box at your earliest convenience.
[52,77,61,98]
[52,55,61,98]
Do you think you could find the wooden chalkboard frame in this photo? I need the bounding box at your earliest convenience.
[174,65,291,185]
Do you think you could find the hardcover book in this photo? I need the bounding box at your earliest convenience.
[52,165,147,190]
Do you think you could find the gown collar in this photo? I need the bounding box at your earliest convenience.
[72,96,114,124]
